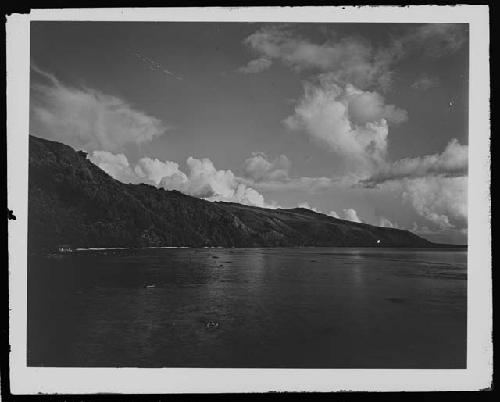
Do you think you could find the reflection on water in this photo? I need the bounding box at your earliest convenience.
[28,248,466,368]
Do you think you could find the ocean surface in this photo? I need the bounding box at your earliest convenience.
[27,247,467,368]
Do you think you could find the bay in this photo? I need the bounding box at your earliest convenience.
[27,247,467,368]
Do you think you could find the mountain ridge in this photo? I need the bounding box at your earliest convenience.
[28,135,444,251]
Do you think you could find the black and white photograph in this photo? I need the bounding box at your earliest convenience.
[6,5,491,394]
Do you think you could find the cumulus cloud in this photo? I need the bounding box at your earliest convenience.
[362,139,468,233]
[297,204,362,223]
[401,176,467,231]
[243,152,291,182]
[89,151,276,209]
[362,139,468,186]
[284,77,407,175]
[297,202,320,212]
[30,66,166,153]
[342,208,362,223]
[327,210,340,219]
[163,157,271,207]
[345,84,408,125]
[135,158,188,187]
[88,151,138,184]
[360,140,468,234]
[409,221,467,244]
[240,152,336,193]
[89,148,335,209]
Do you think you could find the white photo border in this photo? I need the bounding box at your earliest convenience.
[7,5,491,393]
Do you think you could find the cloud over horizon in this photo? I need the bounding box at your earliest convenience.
[362,138,468,186]
[401,176,467,231]
[358,139,468,234]
[298,203,363,224]
[89,151,278,209]
[240,152,337,193]
[243,152,291,183]
[342,208,363,223]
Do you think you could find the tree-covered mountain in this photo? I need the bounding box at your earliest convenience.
[28,135,436,251]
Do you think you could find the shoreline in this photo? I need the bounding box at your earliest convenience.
[30,244,468,258]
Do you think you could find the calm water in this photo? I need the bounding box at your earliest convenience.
[27,248,467,368]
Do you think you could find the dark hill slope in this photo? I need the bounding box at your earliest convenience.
[28,135,434,250]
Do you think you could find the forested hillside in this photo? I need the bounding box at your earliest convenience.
[28,135,435,251]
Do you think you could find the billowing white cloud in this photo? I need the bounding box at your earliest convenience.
[243,152,291,182]
[342,208,362,223]
[345,84,408,125]
[89,150,276,209]
[284,77,406,175]
[363,139,468,186]
[297,202,320,212]
[401,176,467,230]
[356,139,468,236]
[31,66,166,153]
[88,151,138,184]
[409,221,467,244]
[134,158,187,186]
[297,204,362,223]
[327,210,340,219]
[163,157,273,207]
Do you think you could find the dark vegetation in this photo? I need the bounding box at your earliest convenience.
[28,135,437,252]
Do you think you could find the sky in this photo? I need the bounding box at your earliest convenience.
[30,22,469,244]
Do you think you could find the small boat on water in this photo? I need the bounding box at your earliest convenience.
[56,244,73,253]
